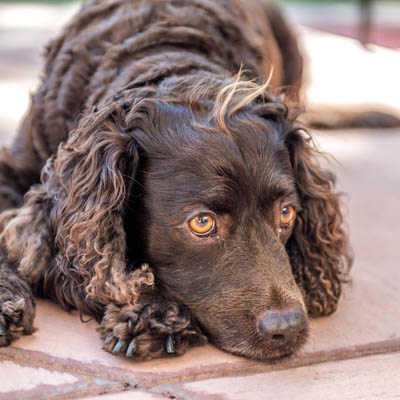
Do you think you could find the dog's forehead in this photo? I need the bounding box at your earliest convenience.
[142,116,296,209]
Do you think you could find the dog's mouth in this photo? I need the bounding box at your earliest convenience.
[209,325,309,361]
[229,335,308,361]
[195,304,309,361]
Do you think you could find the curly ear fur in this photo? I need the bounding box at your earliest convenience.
[286,129,353,317]
[51,106,143,309]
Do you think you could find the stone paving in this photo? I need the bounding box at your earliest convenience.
[0,3,399,399]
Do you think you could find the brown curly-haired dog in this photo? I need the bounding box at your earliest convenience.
[0,0,351,360]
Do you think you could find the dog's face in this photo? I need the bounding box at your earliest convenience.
[49,78,349,361]
[126,103,308,359]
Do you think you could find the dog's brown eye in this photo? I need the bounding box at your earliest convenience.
[280,205,295,226]
[189,214,216,236]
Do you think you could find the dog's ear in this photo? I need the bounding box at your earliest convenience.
[285,129,352,317]
[52,105,150,309]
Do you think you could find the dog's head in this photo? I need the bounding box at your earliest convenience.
[52,77,351,360]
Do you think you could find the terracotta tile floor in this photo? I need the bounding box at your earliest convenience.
[0,3,399,399]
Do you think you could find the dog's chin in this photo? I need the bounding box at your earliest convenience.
[214,329,309,362]
[225,341,305,362]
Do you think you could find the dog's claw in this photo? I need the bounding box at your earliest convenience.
[112,339,125,354]
[165,335,175,354]
[126,338,137,358]
[0,323,6,336]
[104,335,113,345]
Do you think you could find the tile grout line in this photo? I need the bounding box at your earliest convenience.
[1,338,399,389]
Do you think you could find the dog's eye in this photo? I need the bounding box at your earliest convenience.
[280,205,295,226]
[189,214,216,236]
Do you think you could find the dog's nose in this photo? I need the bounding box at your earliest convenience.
[256,307,307,347]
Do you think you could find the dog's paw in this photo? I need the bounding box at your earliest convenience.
[0,287,35,347]
[99,298,207,360]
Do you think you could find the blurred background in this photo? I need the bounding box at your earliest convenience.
[281,0,399,48]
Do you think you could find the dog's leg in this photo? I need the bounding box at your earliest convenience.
[99,297,207,360]
[0,250,36,346]
[98,272,207,360]
[0,184,51,345]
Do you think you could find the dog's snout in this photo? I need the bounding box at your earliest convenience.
[256,307,307,348]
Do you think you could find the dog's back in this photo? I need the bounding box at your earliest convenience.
[40,0,296,142]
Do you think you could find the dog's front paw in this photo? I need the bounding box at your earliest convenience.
[99,297,207,360]
[0,286,36,346]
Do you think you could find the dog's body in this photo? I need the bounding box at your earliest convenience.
[0,0,351,360]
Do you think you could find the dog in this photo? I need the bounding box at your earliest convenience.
[0,0,351,360]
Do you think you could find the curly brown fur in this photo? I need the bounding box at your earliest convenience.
[99,268,207,360]
[0,0,351,360]
[0,253,36,346]
[285,130,352,316]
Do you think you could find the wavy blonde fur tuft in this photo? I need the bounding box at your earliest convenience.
[213,67,275,135]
